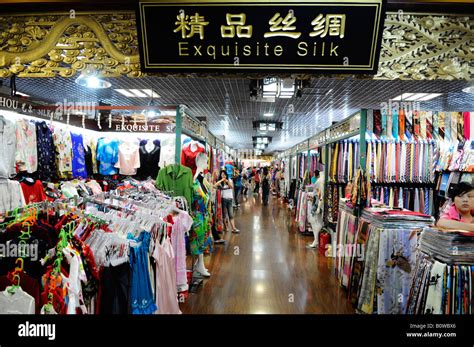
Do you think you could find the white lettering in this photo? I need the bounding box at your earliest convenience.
[18,322,56,341]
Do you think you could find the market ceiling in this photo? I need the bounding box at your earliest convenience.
[4,76,474,153]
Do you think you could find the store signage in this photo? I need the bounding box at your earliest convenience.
[112,122,175,133]
[137,0,385,73]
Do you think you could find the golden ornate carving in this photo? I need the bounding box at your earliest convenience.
[0,12,142,78]
[376,12,474,80]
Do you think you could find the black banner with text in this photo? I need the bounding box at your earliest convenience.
[137,0,386,74]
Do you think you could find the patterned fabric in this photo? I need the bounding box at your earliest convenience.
[190,179,213,255]
[97,138,120,176]
[35,121,57,181]
[15,119,37,173]
[358,226,381,314]
[349,220,371,306]
[70,132,87,179]
[376,228,419,314]
[53,127,72,179]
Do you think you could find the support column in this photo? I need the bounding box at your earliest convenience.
[175,105,183,165]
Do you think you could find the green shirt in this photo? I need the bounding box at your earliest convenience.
[156,164,193,206]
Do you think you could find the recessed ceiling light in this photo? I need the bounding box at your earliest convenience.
[263,113,273,117]
[75,74,111,89]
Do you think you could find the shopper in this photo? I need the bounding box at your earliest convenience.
[242,172,249,197]
[437,182,474,232]
[215,170,240,233]
[253,169,261,195]
[210,169,225,244]
[261,167,272,206]
[233,168,242,207]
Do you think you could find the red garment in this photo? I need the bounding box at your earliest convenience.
[254,173,260,183]
[181,142,206,176]
[0,273,41,313]
[20,180,47,204]
[166,214,174,239]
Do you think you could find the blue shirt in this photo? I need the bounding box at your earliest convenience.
[97,138,119,175]
[70,132,87,179]
[234,174,242,187]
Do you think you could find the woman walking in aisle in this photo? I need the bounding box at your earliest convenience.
[233,168,242,208]
[261,167,272,206]
[214,170,240,233]
[253,169,261,195]
[242,172,250,198]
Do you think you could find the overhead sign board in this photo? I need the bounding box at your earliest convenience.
[137,0,386,73]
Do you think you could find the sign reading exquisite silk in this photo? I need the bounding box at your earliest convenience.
[137,0,385,73]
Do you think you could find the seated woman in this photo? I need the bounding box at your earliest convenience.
[436,182,474,232]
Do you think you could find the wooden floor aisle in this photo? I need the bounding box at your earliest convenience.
[180,192,355,314]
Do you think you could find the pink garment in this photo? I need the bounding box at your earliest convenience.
[153,237,181,314]
[463,112,471,140]
[440,204,473,223]
[85,180,102,195]
[171,211,193,291]
[115,141,140,176]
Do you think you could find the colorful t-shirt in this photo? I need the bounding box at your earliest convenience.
[20,180,47,204]
[97,138,119,176]
[70,132,87,179]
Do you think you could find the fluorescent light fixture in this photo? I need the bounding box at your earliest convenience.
[462,86,474,94]
[391,92,442,102]
[263,82,278,94]
[263,113,274,117]
[417,93,442,101]
[115,89,135,97]
[268,124,276,131]
[391,93,414,101]
[142,89,160,98]
[405,93,427,101]
[15,91,29,97]
[129,89,148,98]
[259,123,267,131]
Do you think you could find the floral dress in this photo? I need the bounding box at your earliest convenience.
[53,127,73,179]
[15,119,37,173]
[190,178,213,255]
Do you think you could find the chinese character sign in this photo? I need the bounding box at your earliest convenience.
[221,13,253,38]
[138,1,385,73]
[174,12,209,39]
